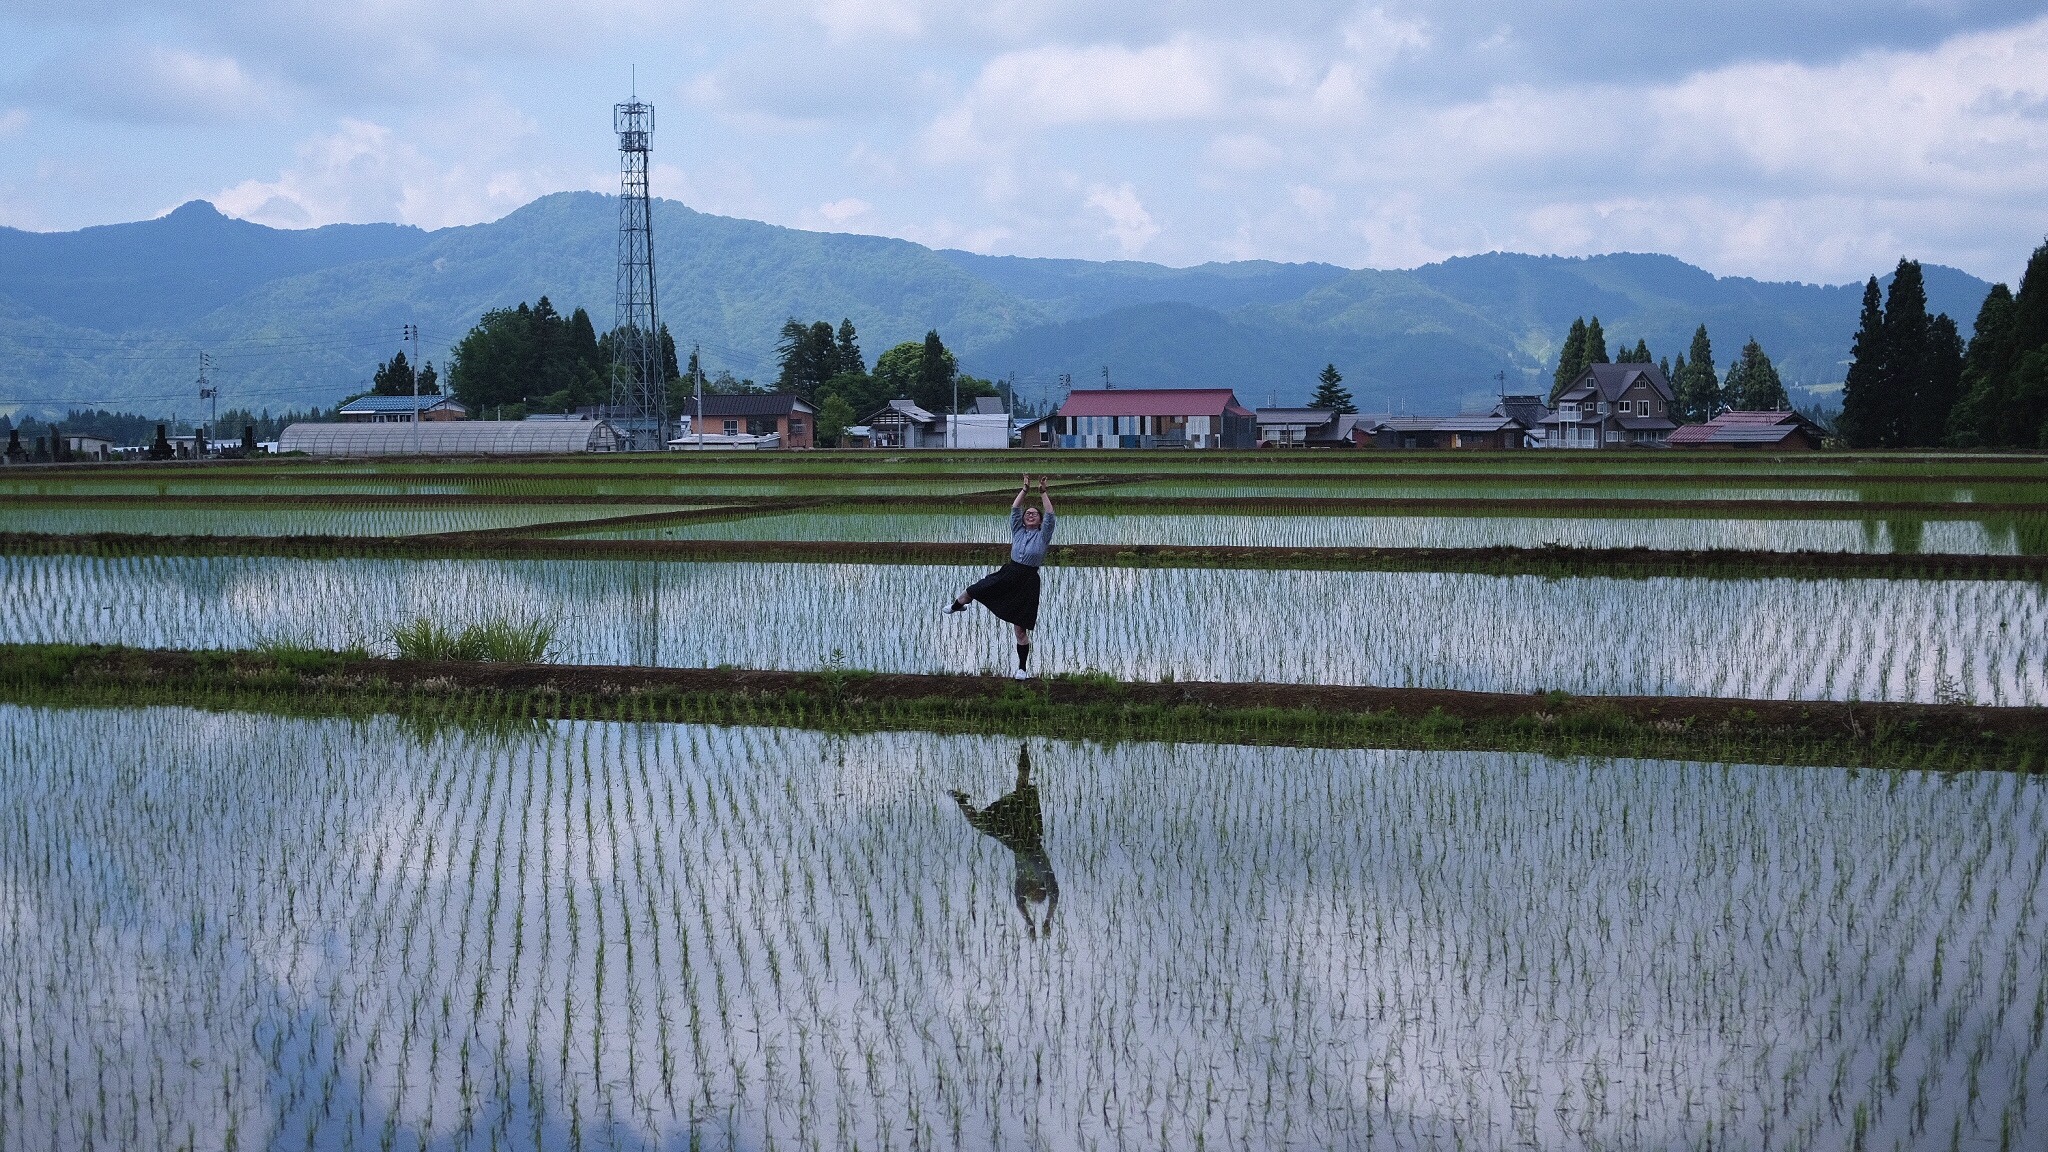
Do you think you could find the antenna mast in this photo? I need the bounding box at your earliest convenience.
[612,94,665,451]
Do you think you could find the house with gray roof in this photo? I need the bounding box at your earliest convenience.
[1540,364,1677,448]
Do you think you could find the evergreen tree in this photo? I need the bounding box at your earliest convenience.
[1584,317,1610,365]
[1310,364,1355,413]
[1945,284,2016,447]
[1839,277,1888,447]
[1676,326,1719,422]
[1923,314,1964,445]
[1617,338,1651,364]
[1723,338,1787,410]
[775,318,848,402]
[1659,355,1671,379]
[1551,318,1589,402]
[1882,260,1933,446]
[1995,240,2048,446]
[835,318,865,377]
[371,350,416,396]
[918,330,957,412]
[658,323,680,385]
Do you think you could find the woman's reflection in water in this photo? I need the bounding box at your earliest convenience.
[951,746,1059,938]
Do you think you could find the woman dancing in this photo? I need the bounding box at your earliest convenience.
[947,475,1053,679]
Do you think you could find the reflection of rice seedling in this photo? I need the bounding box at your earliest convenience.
[391,615,558,662]
[3,707,2048,1147]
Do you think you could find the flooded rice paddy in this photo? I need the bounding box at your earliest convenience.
[568,510,2048,554]
[5,553,2044,704]
[2,708,2042,1150]
[0,504,700,537]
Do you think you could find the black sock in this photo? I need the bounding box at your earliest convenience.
[1016,643,1031,671]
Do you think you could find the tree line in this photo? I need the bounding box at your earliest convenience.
[438,297,687,420]
[770,318,1003,442]
[1846,241,2048,449]
[1551,316,1787,422]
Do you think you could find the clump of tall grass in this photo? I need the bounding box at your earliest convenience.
[391,615,558,663]
[252,629,368,669]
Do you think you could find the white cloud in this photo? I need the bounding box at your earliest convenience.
[1085,182,1159,254]
[212,106,558,229]
[817,197,871,225]
[812,0,923,39]
[28,42,280,124]
[0,109,26,136]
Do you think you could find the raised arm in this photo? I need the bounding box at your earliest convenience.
[1038,475,1053,520]
[1013,475,1030,510]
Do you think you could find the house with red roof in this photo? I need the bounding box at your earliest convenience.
[1055,387,1257,448]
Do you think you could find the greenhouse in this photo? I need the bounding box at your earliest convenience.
[275,419,623,457]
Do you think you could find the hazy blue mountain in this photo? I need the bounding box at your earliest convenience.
[0,192,1997,421]
[938,252,1353,320]
[0,201,430,331]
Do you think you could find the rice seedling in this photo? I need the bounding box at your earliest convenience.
[4,553,2040,704]
[1,708,2042,1149]
[391,616,558,663]
[571,509,2042,555]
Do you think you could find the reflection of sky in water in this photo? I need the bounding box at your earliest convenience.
[579,510,2048,555]
[3,554,2044,704]
[3,708,2044,1149]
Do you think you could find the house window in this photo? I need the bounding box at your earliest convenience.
[789,418,805,437]
[747,417,777,436]
[723,419,739,436]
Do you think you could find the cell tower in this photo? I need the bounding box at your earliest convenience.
[611,96,666,451]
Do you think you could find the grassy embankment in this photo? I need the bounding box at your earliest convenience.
[4,643,2041,771]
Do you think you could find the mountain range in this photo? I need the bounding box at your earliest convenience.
[0,192,1995,421]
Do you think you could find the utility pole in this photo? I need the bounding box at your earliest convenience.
[196,352,217,456]
[693,342,703,448]
[403,323,422,455]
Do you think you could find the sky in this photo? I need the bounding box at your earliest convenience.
[2,1,2046,284]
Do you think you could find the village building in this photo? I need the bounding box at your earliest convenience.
[677,393,816,449]
[278,419,622,457]
[856,399,1009,448]
[1016,413,1059,449]
[1253,408,1378,447]
[1057,388,1256,449]
[1666,409,1827,450]
[1366,414,1532,449]
[1540,364,1677,448]
[337,395,469,423]
[61,433,116,461]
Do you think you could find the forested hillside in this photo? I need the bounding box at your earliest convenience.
[0,193,1991,420]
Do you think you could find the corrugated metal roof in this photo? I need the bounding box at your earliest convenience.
[861,398,939,424]
[338,394,467,414]
[277,420,621,457]
[1668,410,1821,445]
[1255,407,1337,424]
[680,393,813,418]
[1058,388,1251,418]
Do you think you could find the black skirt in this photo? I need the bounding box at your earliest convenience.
[967,561,1041,631]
